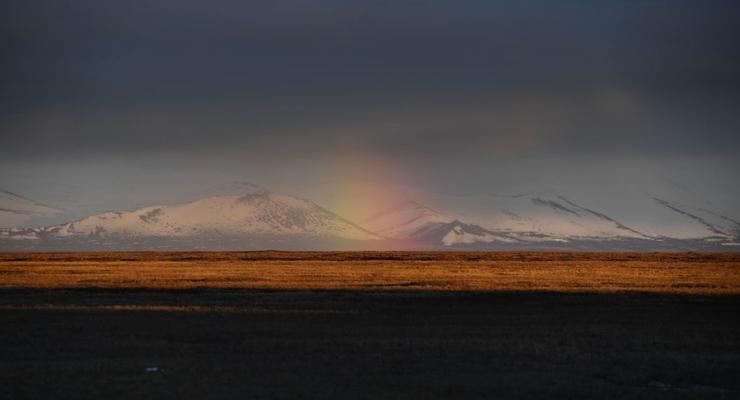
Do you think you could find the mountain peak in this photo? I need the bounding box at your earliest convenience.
[362,199,453,239]
[0,191,382,248]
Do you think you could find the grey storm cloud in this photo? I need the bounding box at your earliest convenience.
[1,0,739,166]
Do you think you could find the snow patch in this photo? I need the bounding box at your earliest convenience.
[441,225,498,246]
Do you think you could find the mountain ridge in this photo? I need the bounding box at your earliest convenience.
[1,187,738,251]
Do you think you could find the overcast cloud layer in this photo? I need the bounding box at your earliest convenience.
[1,1,739,214]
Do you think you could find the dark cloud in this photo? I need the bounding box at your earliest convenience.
[1,0,739,174]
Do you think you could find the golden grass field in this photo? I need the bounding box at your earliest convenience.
[1,251,738,293]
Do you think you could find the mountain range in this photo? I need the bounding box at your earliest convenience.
[1,186,738,251]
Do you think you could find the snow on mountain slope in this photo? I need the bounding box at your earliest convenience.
[408,220,519,246]
[650,197,739,240]
[531,184,739,241]
[361,200,519,246]
[9,191,381,242]
[454,190,651,240]
[362,201,453,239]
[0,189,62,228]
[1,183,738,251]
[426,186,740,246]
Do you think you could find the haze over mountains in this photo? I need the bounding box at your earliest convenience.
[0,190,63,228]
[1,183,738,251]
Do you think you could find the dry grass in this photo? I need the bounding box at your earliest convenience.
[1,251,738,294]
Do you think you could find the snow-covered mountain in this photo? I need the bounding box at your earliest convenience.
[0,189,62,228]
[361,201,519,247]
[0,186,738,251]
[648,197,739,241]
[407,220,520,247]
[0,191,382,250]
[423,188,740,249]
[362,201,453,239]
[471,190,652,240]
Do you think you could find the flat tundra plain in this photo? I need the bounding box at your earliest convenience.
[1,252,739,399]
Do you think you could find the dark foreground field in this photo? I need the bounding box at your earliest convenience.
[1,252,739,399]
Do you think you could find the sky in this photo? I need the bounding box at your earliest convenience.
[1,0,739,217]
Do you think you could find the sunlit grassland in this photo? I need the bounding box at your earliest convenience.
[1,252,738,293]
